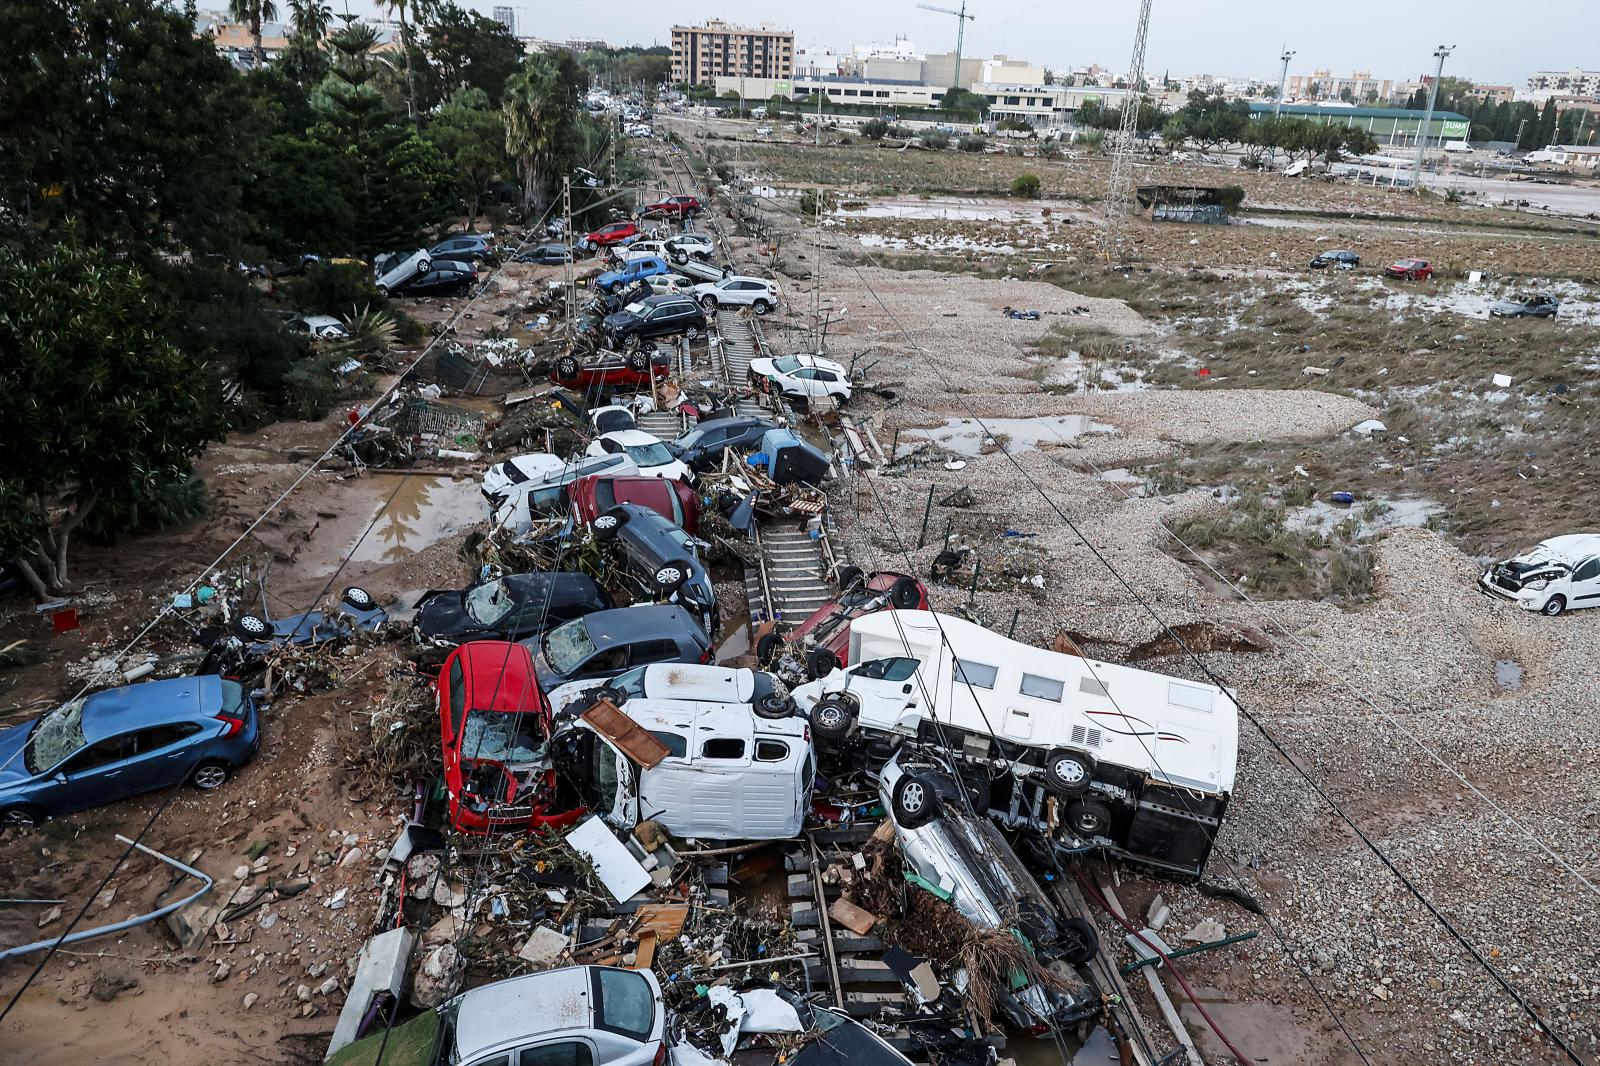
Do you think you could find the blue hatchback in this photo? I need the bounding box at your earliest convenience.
[0,675,260,827]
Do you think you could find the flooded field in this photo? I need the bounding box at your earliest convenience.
[908,414,1117,456]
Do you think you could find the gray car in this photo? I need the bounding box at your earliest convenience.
[1490,292,1560,318]
[526,604,711,690]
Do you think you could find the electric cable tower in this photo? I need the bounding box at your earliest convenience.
[1102,0,1154,255]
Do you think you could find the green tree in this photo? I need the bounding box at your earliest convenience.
[286,0,332,39]
[429,87,510,226]
[420,3,524,108]
[0,241,227,595]
[620,53,672,86]
[229,0,280,70]
[379,0,421,122]
[861,118,890,140]
[1010,172,1041,198]
[1536,98,1558,146]
[504,53,582,216]
[1161,114,1191,150]
[941,87,989,118]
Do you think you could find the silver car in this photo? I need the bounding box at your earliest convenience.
[444,966,664,1066]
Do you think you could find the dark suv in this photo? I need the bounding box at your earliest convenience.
[668,415,778,472]
[602,294,706,352]
[430,234,499,267]
[593,504,718,635]
[526,605,711,689]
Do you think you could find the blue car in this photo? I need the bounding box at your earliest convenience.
[0,676,260,828]
[595,255,670,294]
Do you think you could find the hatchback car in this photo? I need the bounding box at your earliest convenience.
[642,273,695,297]
[695,275,781,315]
[0,676,259,826]
[581,221,639,250]
[1309,249,1359,270]
[667,415,778,472]
[430,234,499,267]
[1479,533,1600,615]
[528,605,711,690]
[373,249,430,294]
[1490,292,1560,318]
[569,474,701,535]
[1383,257,1434,280]
[437,641,583,834]
[602,295,707,352]
[594,504,718,634]
[485,454,640,531]
[665,233,716,264]
[641,194,702,218]
[516,243,573,265]
[283,314,349,340]
[748,354,852,403]
[551,348,673,391]
[773,569,928,678]
[586,430,692,483]
[596,256,672,294]
[415,573,613,647]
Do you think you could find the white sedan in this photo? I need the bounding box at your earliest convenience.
[748,353,852,402]
[694,275,781,315]
[586,429,692,482]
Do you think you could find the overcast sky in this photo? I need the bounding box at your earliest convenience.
[340,1,1593,86]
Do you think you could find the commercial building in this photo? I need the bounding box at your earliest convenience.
[492,6,515,35]
[1527,69,1600,96]
[976,83,1135,127]
[710,74,946,109]
[671,20,793,85]
[1468,84,1515,106]
[1246,102,1469,146]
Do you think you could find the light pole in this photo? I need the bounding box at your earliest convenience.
[1412,44,1455,191]
[1516,116,1528,151]
[1269,47,1294,167]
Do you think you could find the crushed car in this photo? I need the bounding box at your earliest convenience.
[529,604,712,691]
[569,473,702,535]
[763,569,927,678]
[1479,533,1600,615]
[414,572,612,648]
[593,504,718,635]
[545,662,790,720]
[1489,292,1560,318]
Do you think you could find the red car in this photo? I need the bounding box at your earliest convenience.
[436,641,583,835]
[1383,257,1434,280]
[581,221,639,249]
[642,195,702,218]
[569,474,702,535]
[551,348,672,390]
[766,569,929,679]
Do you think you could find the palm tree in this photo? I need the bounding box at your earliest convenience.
[503,58,576,217]
[228,0,279,70]
[379,0,419,124]
[286,0,332,41]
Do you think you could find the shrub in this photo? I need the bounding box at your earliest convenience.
[799,189,839,218]
[958,135,987,153]
[922,130,951,150]
[289,261,384,317]
[1011,173,1042,199]
[861,118,889,140]
[1216,185,1246,212]
[887,123,913,138]
[839,134,855,145]
[1038,140,1062,159]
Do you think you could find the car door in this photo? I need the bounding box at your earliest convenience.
[811,368,844,397]
[34,735,139,814]
[1569,557,1600,609]
[119,722,207,795]
[839,657,923,729]
[515,1038,596,1066]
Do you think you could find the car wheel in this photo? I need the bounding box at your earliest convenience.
[810,695,855,742]
[755,631,784,665]
[191,761,231,791]
[1542,595,1567,617]
[594,685,627,707]
[592,508,627,539]
[654,560,691,593]
[685,326,700,341]
[835,565,864,591]
[1066,798,1111,838]
[0,805,42,829]
[627,349,650,371]
[701,295,718,311]
[752,299,771,316]
[233,613,270,641]
[1057,916,1101,966]
[672,250,689,265]
[1043,748,1095,794]
[623,334,642,354]
[891,772,942,829]
[556,356,579,379]
[888,576,922,610]
[341,586,375,609]
[755,692,797,720]
[805,646,840,680]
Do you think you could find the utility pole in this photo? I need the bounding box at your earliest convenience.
[1516,116,1528,150]
[1101,0,1154,254]
[1412,44,1455,192]
[1269,47,1294,167]
[815,83,823,145]
[563,177,575,338]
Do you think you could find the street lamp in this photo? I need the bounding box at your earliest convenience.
[1269,47,1294,167]
[1412,44,1455,191]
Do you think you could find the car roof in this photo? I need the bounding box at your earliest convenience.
[640,663,757,703]
[451,641,543,712]
[83,676,223,743]
[641,294,695,308]
[768,354,846,373]
[1524,534,1600,561]
[617,697,809,744]
[722,275,771,285]
[451,967,594,1062]
[581,605,708,648]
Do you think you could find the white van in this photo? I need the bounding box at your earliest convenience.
[557,698,814,841]
[545,663,790,718]
[1479,533,1600,615]
[792,610,1238,877]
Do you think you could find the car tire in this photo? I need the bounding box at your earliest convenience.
[835,565,864,591]
[627,349,650,371]
[806,646,840,680]
[191,761,231,791]
[623,334,642,354]
[701,295,718,311]
[595,685,627,707]
[685,326,700,341]
[755,692,797,720]
[0,805,43,829]
[592,508,628,539]
[755,631,784,665]
[752,299,771,316]
[672,250,689,265]
[1043,748,1095,795]
[1542,595,1567,617]
[233,613,270,641]
[1066,798,1111,838]
[888,576,922,610]
[810,695,855,743]
[341,586,375,610]
[556,356,579,379]
[1057,917,1101,966]
[891,772,942,829]
[959,769,992,814]
[654,560,691,593]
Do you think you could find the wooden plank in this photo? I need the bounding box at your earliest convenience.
[580,701,669,768]
[828,898,879,936]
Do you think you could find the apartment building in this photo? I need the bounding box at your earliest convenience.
[672,20,794,85]
[1285,70,1393,103]
[1527,69,1600,96]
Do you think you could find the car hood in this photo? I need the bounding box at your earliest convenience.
[748,357,777,376]
[0,719,37,785]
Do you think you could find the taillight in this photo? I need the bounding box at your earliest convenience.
[216,714,245,739]
[652,1043,668,1066]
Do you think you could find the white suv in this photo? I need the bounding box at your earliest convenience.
[1480,534,1600,616]
[695,275,781,315]
[748,353,852,402]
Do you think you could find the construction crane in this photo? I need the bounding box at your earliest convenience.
[1102,0,1154,256]
[916,2,974,88]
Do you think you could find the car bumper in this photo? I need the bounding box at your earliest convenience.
[1477,574,1544,611]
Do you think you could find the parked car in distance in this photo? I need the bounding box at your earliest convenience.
[748,353,853,403]
[1383,257,1434,280]
[388,259,476,297]
[777,570,928,678]
[0,676,259,826]
[602,295,707,352]
[528,605,712,690]
[546,663,789,719]
[551,348,673,390]
[414,573,613,647]
[517,243,573,265]
[668,415,779,471]
[1309,249,1360,270]
[694,275,781,315]
[580,221,639,250]
[437,641,582,834]
[1490,292,1560,318]
[593,503,717,634]
[641,194,702,218]
[283,314,349,340]
[586,430,692,483]
[373,249,430,294]
[596,255,672,294]
[430,234,498,267]
[1479,533,1600,615]
[569,474,701,535]
[665,233,716,263]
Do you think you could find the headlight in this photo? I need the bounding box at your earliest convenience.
[1527,579,1548,591]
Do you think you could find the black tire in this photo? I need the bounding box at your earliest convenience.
[556,356,580,379]
[1043,748,1095,794]
[835,565,864,591]
[959,770,992,814]
[595,685,627,707]
[810,695,855,742]
[700,295,717,311]
[1542,595,1567,617]
[627,349,650,371]
[891,772,942,829]
[341,586,375,610]
[1065,798,1111,838]
[806,646,840,679]
[752,299,771,316]
[592,508,628,539]
[672,249,689,265]
[755,631,783,665]
[755,692,797,720]
[233,613,270,641]
[888,575,922,610]
[1057,916,1101,966]
[0,805,43,829]
[685,325,701,341]
[654,559,691,593]
[191,760,231,791]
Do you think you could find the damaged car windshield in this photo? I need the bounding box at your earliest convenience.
[464,579,518,625]
[28,697,88,774]
[460,709,546,765]
[589,733,620,809]
[543,618,597,675]
[624,441,675,467]
[772,356,803,374]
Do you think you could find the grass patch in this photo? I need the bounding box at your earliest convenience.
[1170,490,1375,605]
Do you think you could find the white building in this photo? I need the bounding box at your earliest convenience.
[975,82,1137,128]
[1527,69,1600,96]
[711,74,947,109]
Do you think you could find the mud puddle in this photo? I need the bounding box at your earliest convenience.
[342,475,484,570]
[908,415,1116,456]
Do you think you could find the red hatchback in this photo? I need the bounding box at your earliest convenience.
[1383,257,1434,280]
[770,569,929,679]
[551,349,672,390]
[569,474,701,535]
[582,221,639,249]
[642,195,702,218]
[436,641,583,835]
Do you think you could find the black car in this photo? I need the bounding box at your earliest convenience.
[390,260,476,296]
[414,573,612,647]
[593,504,717,635]
[602,294,706,352]
[1309,249,1360,270]
[430,234,499,267]
[517,243,573,265]
[526,604,711,690]
[667,415,779,472]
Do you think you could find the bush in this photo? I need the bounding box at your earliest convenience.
[861,118,890,140]
[887,123,912,139]
[83,469,208,544]
[958,135,987,153]
[996,118,1032,133]
[289,262,384,317]
[921,130,951,150]
[799,189,839,218]
[1216,185,1246,212]
[839,134,855,145]
[1039,140,1062,159]
[1011,173,1042,199]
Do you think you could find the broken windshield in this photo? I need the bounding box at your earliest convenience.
[543,618,596,675]
[28,697,88,774]
[459,709,546,765]
[464,580,517,626]
[624,441,675,467]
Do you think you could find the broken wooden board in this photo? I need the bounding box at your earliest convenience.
[581,700,670,768]
[828,898,880,936]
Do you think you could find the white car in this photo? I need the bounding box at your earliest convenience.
[545,663,791,718]
[486,453,640,532]
[665,233,716,264]
[694,275,781,315]
[1480,533,1600,616]
[283,314,348,340]
[748,354,852,402]
[643,273,695,296]
[756,126,774,136]
[373,248,430,294]
[586,430,692,482]
[589,404,639,434]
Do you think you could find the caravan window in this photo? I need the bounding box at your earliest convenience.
[1020,673,1064,702]
[648,730,686,758]
[954,660,998,689]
